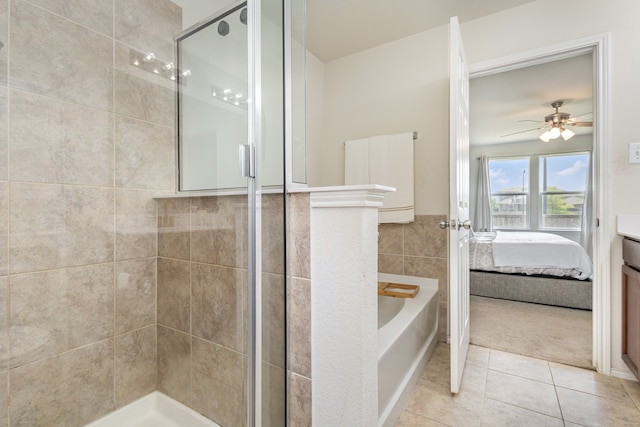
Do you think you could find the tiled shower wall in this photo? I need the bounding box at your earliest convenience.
[156,195,250,426]
[0,0,180,425]
[156,194,293,427]
[378,215,449,341]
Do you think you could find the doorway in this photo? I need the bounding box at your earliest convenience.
[464,35,611,372]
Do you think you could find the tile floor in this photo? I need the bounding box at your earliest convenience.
[396,344,640,426]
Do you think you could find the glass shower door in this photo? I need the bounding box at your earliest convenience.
[176,1,286,425]
[177,3,249,192]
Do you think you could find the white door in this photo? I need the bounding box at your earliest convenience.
[448,15,471,394]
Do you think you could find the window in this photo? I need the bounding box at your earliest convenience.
[488,157,529,229]
[487,153,590,231]
[539,153,589,230]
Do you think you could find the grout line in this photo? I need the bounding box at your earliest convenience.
[486,365,557,387]
[548,360,556,386]
[478,395,488,424]
[154,193,159,393]
[483,396,565,423]
[478,357,490,421]
[22,0,112,39]
[5,1,11,424]
[188,196,193,407]
[552,382,566,423]
[111,0,117,409]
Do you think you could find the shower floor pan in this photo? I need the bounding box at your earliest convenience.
[85,392,220,427]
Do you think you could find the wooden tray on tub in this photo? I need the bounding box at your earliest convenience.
[378,282,419,298]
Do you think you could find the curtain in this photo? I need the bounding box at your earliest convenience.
[580,154,593,255]
[473,156,493,232]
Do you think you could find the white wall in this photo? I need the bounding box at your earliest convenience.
[316,27,450,215]
[171,0,231,29]
[306,51,325,186]
[309,0,640,374]
[310,187,385,426]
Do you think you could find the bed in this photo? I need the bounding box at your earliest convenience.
[469,231,593,310]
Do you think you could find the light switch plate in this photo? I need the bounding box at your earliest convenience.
[629,142,640,164]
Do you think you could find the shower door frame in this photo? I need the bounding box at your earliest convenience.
[174,1,276,425]
[246,0,261,424]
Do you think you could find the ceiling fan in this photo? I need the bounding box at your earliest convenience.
[501,100,593,142]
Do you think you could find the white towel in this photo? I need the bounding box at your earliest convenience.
[344,138,370,185]
[345,132,414,223]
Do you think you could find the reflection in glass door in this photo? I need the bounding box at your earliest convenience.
[177,3,249,192]
[176,1,286,425]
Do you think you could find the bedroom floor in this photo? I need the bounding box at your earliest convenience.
[469,295,592,368]
[396,344,640,426]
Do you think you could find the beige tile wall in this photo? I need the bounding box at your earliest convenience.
[157,193,288,427]
[0,1,300,425]
[286,193,312,426]
[378,215,449,341]
[0,0,180,425]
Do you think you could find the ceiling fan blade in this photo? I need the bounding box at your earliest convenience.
[567,121,593,127]
[517,119,544,123]
[500,126,546,137]
[570,112,592,119]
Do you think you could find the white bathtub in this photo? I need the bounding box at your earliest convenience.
[378,273,439,427]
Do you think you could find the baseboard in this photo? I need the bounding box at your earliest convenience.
[610,367,638,381]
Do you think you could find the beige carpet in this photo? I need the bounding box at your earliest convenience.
[470,295,592,369]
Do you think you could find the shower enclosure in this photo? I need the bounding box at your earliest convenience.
[173,0,302,424]
[176,2,286,426]
[0,0,301,425]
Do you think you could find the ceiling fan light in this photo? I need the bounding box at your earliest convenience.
[549,126,561,139]
[540,131,552,142]
[561,128,575,141]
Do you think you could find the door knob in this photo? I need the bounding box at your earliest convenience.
[439,220,457,229]
[439,219,471,230]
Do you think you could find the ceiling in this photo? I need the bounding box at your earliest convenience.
[469,52,593,146]
[306,0,537,63]
[172,1,594,148]
[306,0,594,147]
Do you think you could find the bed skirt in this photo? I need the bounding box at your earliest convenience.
[470,270,592,310]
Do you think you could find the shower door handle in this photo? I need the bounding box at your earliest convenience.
[239,144,255,178]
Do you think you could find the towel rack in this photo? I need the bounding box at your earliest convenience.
[344,131,418,145]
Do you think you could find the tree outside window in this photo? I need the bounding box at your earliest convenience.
[540,153,589,230]
[488,153,589,231]
[488,157,529,229]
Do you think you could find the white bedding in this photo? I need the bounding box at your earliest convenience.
[469,231,593,280]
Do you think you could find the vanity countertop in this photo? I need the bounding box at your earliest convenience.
[618,215,640,240]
